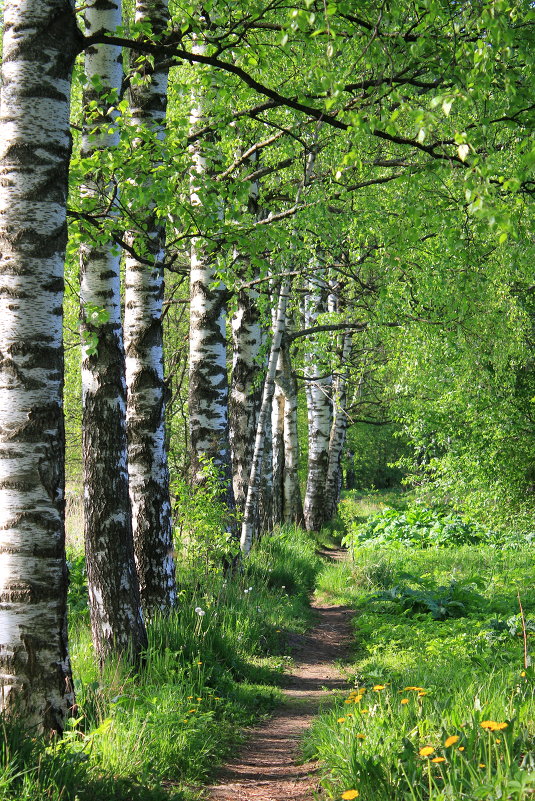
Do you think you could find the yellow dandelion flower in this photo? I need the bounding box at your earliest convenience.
[479,763,486,768]
[356,733,366,739]
[337,717,346,723]
[520,670,526,677]
[458,746,465,752]
[400,698,409,705]
[419,746,434,757]
[444,736,460,747]
[344,699,353,704]
[403,686,426,692]
[431,757,446,763]
[197,697,202,701]
[341,790,359,800]
[480,720,498,730]
[493,722,508,730]
[417,691,427,697]
[197,661,202,665]
[187,696,194,699]
[353,695,364,703]
[495,738,501,744]
[347,713,354,718]
[372,684,386,691]
[361,709,370,714]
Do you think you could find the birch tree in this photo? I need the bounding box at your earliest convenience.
[80,0,147,664]
[0,0,78,731]
[124,0,176,616]
[188,44,234,517]
[302,273,333,531]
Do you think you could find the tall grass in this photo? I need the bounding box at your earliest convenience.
[305,493,535,801]
[0,525,322,801]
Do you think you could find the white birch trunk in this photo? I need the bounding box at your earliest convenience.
[324,332,352,521]
[124,0,176,616]
[303,276,333,531]
[240,280,290,554]
[279,344,304,526]
[271,375,285,526]
[0,0,78,731]
[188,46,234,516]
[81,0,147,664]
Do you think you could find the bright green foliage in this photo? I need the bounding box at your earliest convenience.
[341,505,493,550]
[309,492,535,801]
[0,525,321,800]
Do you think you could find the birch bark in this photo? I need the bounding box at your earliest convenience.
[0,0,78,731]
[188,48,234,517]
[124,0,176,616]
[278,343,304,526]
[80,0,147,664]
[303,276,333,531]
[324,332,352,521]
[240,280,290,554]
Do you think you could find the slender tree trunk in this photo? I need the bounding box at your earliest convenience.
[279,343,304,526]
[188,47,235,518]
[124,0,176,616]
[303,276,333,531]
[271,376,285,526]
[241,280,290,554]
[0,0,78,732]
[324,332,352,521]
[80,0,147,664]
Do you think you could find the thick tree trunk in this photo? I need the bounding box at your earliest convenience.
[303,277,333,531]
[81,0,147,665]
[241,280,290,554]
[124,0,176,616]
[188,48,235,518]
[0,0,78,732]
[229,284,262,516]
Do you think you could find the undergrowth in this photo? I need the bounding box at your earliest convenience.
[308,492,535,801]
[0,525,321,801]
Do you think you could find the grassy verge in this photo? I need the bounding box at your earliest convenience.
[0,526,322,801]
[305,492,535,801]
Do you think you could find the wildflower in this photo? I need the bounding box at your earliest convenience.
[417,691,427,697]
[372,684,386,691]
[341,791,359,800]
[431,757,446,763]
[493,722,508,730]
[419,746,435,757]
[197,661,202,665]
[495,738,501,744]
[520,670,526,677]
[337,717,346,723]
[194,606,205,616]
[361,709,370,714]
[187,696,194,700]
[197,697,202,701]
[458,747,465,752]
[356,733,366,739]
[444,735,460,747]
[400,698,409,705]
[403,686,426,692]
[479,763,486,768]
[480,720,497,730]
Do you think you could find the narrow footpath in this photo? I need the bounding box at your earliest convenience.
[206,549,353,801]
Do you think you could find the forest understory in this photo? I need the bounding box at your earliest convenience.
[1,490,532,801]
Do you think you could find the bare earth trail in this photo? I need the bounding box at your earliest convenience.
[206,548,353,801]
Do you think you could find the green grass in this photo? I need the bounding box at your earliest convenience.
[305,497,535,801]
[0,525,322,801]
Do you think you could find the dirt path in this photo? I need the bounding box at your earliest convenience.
[206,549,353,801]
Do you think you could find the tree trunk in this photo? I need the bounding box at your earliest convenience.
[303,276,333,531]
[271,377,285,526]
[324,332,352,521]
[241,280,290,554]
[188,46,235,518]
[0,0,78,732]
[124,0,176,617]
[80,0,147,665]
[278,344,304,526]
